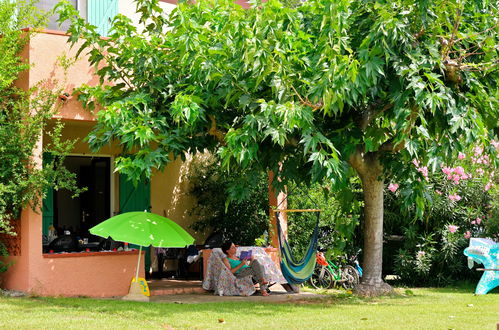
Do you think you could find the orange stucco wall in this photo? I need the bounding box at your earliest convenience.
[2,25,279,296]
[28,31,98,121]
[1,119,144,297]
[34,251,143,297]
[150,154,207,244]
[1,31,178,297]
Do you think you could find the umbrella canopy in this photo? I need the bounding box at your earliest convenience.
[90,212,195,284]
[90,211,194,248]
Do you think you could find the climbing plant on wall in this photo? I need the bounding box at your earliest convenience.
[0,0,81,236]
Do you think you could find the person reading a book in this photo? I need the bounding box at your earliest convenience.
[221,241,269,296]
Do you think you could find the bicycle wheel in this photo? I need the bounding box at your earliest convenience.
[309,266,334,289]
[341,265,360,290]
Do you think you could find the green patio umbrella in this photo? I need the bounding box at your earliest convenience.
[90,211,195,282]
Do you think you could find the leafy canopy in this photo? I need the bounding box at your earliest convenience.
[57,0,498,207]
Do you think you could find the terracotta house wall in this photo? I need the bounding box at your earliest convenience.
[1,103,145,296]
[0,32,144,297]
[32,251,143,297]
[28,32,98,121]
[1,30,211,296]
[2,0,281,295]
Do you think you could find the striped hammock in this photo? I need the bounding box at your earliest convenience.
[276,210,320,284]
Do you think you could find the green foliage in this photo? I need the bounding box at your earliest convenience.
[0,240,10,273]
[0,0,82,236]
[386,144,497,286]
[393,226,478,286]
[56,0,498,286]
[286,182,362,258]
[0,0,47,90]
[187,154,269,246]
[56,0,498,205]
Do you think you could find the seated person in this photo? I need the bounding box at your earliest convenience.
[221,241,269,296]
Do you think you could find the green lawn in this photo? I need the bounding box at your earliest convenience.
[0,286,498,329]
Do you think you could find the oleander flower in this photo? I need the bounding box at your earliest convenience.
[442,167,453,175]
[388,183,399,192]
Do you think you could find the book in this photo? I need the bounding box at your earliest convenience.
[239,250,252,260]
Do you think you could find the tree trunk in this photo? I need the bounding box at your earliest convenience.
[349,150,393,296]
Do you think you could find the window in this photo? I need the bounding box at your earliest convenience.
[36,0,82,31]
[35,0,118,37]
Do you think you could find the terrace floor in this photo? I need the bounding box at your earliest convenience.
[147,279,323,304]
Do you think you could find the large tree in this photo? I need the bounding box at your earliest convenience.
[57,0,498,295]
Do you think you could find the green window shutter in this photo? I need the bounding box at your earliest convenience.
[119,175,151,214]
[119,174,151,272]
[42,153,54,236]
[87,0,118,37]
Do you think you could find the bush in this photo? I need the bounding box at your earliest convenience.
[187,155,363,253]
[392,226,480,286]
[187,154,269,246]
[0,1,81,236]
[286,181,362,260]
[0,240,10,274]
[386,143,498,286]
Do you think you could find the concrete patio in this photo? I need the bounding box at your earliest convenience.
[147,280,324,304]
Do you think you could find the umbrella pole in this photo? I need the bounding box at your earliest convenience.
[135,245,142,282]
[123,245,149,302]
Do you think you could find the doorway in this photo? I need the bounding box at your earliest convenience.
[44,155,111,239]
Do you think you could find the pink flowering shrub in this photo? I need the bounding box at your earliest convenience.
[386,142,498,286]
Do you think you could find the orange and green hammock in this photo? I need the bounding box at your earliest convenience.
[275,209,320,284]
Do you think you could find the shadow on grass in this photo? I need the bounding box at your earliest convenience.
[1,282,497,321]
[0,289,418,316]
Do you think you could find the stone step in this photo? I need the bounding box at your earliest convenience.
[150,286,206,296]
[147,279,206,296]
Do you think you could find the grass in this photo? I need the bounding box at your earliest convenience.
[0,285,498,329]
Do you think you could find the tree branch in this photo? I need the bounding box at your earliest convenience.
[347,145,366,174]
[358,102,393,131]
[379,104,417,153]
[379,139,405,153]
[103,54,134,89]
[290,85,323,111]
[455,21,499,44]
[208,115,226,145]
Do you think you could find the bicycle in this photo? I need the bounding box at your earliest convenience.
[349,249,363,278]
[309,252,360,290]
